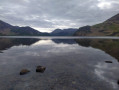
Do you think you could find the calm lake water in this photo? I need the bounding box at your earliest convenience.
[0,36,119,90]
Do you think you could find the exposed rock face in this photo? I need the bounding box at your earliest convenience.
[117,80,119,85]
[105,61,113,63]
[36,66,46,73]
[20,69,30,75]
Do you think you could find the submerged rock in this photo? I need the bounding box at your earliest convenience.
[117,80,119,85]
[20,69,30,75]
[36,66,46,73]
[105,61,113,63]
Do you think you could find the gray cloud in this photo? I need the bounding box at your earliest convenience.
[0,0,119,32]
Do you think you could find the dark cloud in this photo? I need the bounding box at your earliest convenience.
[0,0,119,32]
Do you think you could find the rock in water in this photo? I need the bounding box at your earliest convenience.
[117,80,119,85]
[36,66,46,73]
[105,61,113,63]
[20,69,30,75]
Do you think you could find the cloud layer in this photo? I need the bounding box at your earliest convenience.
[0,0,119,32]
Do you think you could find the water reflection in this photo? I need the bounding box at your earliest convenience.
[75,39,119,61]
[94,61,119,89]
[1,38,119,62]
[75,39,119,89]
[0,38,119,90]
[0,38,39,52]
[52,39,76,44]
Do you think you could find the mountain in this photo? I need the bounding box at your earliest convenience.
[0,20,50,36]
[50,28,78,36]
[0,20,78,36]
[74,13,119,36]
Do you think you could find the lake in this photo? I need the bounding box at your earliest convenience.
[0,36,119,90]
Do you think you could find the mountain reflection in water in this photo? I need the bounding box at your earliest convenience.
[0,37,119,90]
[0,38,39,51]
[75,39,119,61]
[0,38,119,62]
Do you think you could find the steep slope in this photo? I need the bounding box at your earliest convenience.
[0,20,13,29]
[0,20,50,36]
[51,28,78,36]
[74,13,119,36]
[0,20,14,35]
[11,26,42,36]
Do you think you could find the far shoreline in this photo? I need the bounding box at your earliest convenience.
[0,36,119,39]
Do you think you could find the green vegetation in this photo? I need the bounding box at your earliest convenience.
[74,13,119,36]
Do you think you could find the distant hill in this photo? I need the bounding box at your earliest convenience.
[74,13,119,36]
[50,28,78,36]
[0,20,49,36]
[0,20,78,36]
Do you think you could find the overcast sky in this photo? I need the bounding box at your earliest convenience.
[0,0,119,32]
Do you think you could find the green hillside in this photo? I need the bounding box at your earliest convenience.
[74,13,119,36]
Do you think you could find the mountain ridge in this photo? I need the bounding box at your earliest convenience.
[0,20,49,36]
[50,28,78,36]
[74,13,119,36]
[0,20,77,36]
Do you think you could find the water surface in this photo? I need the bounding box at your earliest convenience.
[0,37,119,90]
